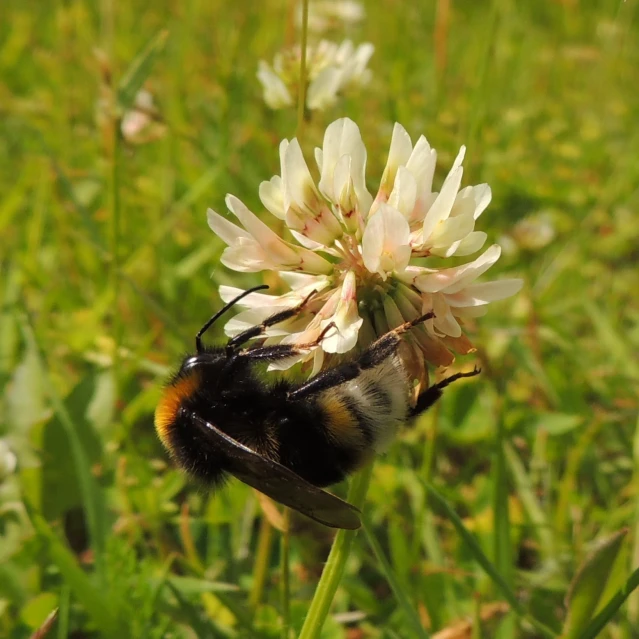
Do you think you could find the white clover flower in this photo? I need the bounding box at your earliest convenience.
[120,89,164,144]
[208,118,523,389]
[297,1,365,33]
[257,40,373,111]
[0,439,17,481]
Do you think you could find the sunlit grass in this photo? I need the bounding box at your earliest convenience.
[1,0,639,637]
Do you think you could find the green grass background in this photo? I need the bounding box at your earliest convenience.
[1,0,639,637]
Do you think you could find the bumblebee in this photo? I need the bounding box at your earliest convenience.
[155,285,479,529]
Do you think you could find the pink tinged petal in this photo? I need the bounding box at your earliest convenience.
[432,292,462,338]
[307,66,342,110]
[388,166,417,219]
[283,138,342,245]
[361,204,411,279]
[257,61,293,109]
[414,244,502,294]
[259,176,285,220]
[290,230,325,250]
[220,242,272,272]
[453,231,487,256]
[318,118,372,214]
[225,195,333,274]
[445,279,524,307]
[332,154,361,233]
[395,264,435,288]
[378,123,413,199]
[322,271,363,354]
[226,195,299,263]
[291,247,334,275]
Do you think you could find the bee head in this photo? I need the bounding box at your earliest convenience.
[155,285,270,484]
[154,351,232,485]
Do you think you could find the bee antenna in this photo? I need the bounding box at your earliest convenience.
[196,284,269,352]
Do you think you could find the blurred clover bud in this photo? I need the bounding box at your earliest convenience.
[0,440,17,481]
[207,118,522,391]
[257,40,373,111]
[512,212,556,250]
[296,1,365,33]
[120,89,165,144]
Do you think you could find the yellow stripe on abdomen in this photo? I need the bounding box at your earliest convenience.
[318,390,365,449]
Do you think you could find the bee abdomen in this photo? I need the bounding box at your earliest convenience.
[318,353,410,456]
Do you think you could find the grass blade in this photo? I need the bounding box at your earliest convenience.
[577,565,639,639]
[362,513,430,638]
[30,513,122,637]
[423,481,558,639]
[117,30,169,111]
[562,528,628,639]
[22,321,107,581]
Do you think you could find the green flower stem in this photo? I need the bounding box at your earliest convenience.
[280,509,291,639]
[298,463,374,639]
[249,517,274,609]
[296,0,309,140]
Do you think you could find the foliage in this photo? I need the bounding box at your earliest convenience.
[1,0,638,637]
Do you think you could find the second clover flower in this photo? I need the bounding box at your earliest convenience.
[208,118,522,389]
[257,40,374,111]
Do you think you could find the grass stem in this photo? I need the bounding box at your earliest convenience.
[298,464,373,639]
[296,0,309,140]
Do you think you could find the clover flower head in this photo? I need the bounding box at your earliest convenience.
[208,118,523,390]
[0,439,17,482]
[119,89,164,144]
[257,40,373,111]
[296,1,366,33]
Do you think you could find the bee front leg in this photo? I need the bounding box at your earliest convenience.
[225,289,319,354]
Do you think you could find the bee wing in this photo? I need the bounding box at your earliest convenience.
[191,414,361,530]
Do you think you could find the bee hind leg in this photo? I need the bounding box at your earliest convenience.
[287,317,433,401]
[409,366,481,418]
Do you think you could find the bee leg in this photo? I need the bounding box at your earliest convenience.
[226,289,319,354]
[409,366,481,418]
[233,322,337,364]
[287,315,434,400]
